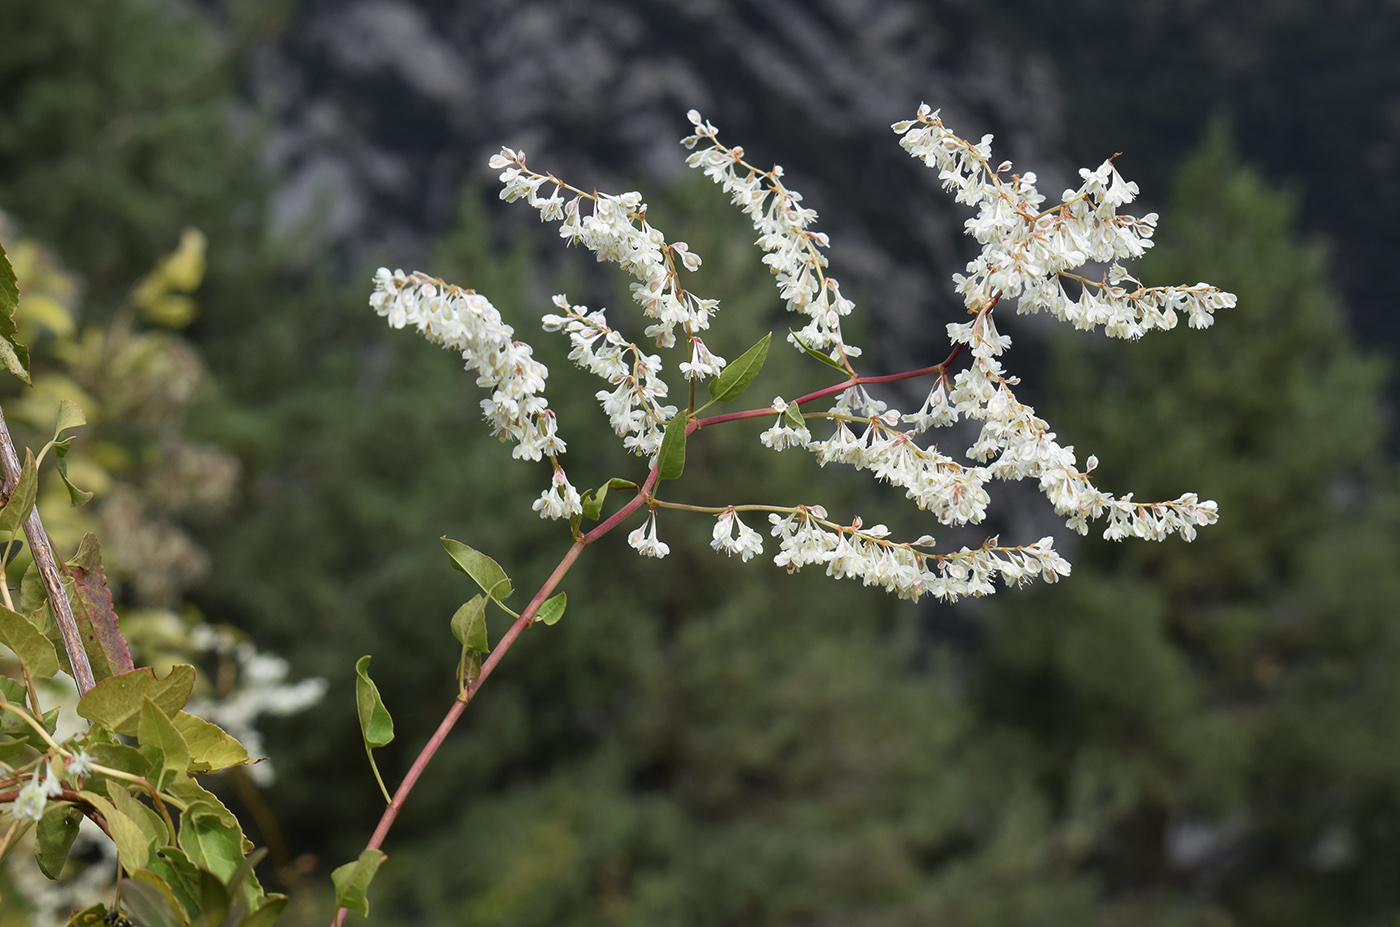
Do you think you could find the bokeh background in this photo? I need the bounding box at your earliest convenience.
[4,0,1400,924]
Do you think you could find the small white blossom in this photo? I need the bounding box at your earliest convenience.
[711,509,764,561]
[14,769,59,821]
[65,750,93,780]
[628,513,670,559]
[533,467,583,520]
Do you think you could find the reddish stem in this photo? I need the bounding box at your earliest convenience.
[694,341,966,431]
[331,306,992,924]
[333,466,661,926]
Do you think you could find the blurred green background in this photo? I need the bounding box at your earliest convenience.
[3,1,1400,924]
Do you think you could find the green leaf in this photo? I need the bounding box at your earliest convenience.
[331,848,388,918]
[65,533,135,681]
[76,665,196,736]
[107,780,166,853]
[79,790,150,871]
[178,801,243,884]
[197,866,231,927]
[789,328,849,372]
[354,655,394,803]
[581,478,639,521]
[165,779,248,850]
[0,241,31,385]
[241,895,290,927]
[65,903,109,926]
[53,443,92,506]
[0,674,24,703]
[91,743,154,782]
[450,595,489,654]
[441,538,513,600]
[121,875,183,927]
[147,848,202,921]
[354,656,394,749]
[0,603,59,678]
[537,592,567,626]
[708,332,771,402]
[580,490,602,521]
[172,711,251,774]
[53,400,86,440]
[657,413,688,481]
[0,448,38,535]
[35,803,83,879]
[15,706,58,751]
[450,596,489,693]
[19,560,45,615]
[223,845,269,910]
[783,401,806,432]
[138,697,190,790]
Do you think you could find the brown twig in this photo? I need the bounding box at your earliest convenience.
[0,405,95,694]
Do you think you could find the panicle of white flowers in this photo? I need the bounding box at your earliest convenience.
[941,323,1219,541]
[682,110,861,364]
[764,506,1071,602]
[490,147,724,369]
[891,104,1237,336]
[65,749,93,780]
[375,105,1229,601]
[758,397,812,450]
[542,295,679,457]
[370,268,564,462]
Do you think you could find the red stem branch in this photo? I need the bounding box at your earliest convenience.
[332,301,995,924]
[694,341,966,431]
[334,466,661,926]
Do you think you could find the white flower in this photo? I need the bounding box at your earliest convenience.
[710,509,764,562]
[678,337,727,381]
[66,750,93,780]
[628,513,670,559]
[533,468,583,521]
[14,770,59,821]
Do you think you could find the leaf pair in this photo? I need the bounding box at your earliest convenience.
[659,332,773,483]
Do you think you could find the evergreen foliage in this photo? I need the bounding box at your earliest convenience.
[980,124,1400,925]
[0,0,258,304]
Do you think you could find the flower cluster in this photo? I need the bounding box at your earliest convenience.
[491,148,724,366]
[711,508,764,561]
[682,110,861,365]
[370,268,564,462]
[542,295,678,457]
[765,506,1070,601]
[892,105,1236,336]
[533,465,583,520]
[374,105,1230,603]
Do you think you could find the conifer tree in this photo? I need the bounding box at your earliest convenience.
[980,124,1400,925]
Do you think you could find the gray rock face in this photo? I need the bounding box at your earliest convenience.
[250,0,1071,374]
